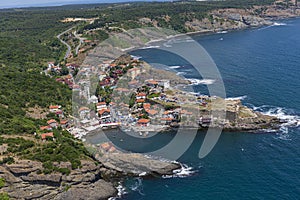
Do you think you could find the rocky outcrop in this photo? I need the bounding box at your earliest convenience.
[0,152,180,199]
[95,152,181,178]
[55,180,117,200]
[0,160,117,200]
[5,160,42,175]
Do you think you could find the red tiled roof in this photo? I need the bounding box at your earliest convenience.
[41,132,54,140]
[60,120,68,125]
[98,109,110,115]
[161,118,173,121]
[147,80,158,85]
[138,118,150,123]
[47,119,57,125]
[137,93,146,97]
[79,107,89,112]
[136,99,145,103]
[49,105,59,109]
[143,103,151,110]
[101,142,110,149]
[146,109,158,115]
[97,102,106,106]
[40,126,52,131]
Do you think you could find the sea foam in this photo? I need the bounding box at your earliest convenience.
[226,95,247,101]
[187,78,216,85]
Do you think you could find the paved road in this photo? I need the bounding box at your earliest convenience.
[73,31,85,55]
[57,26,75,60]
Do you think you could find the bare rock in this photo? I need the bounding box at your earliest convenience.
[56,179,117,200]
[5,160,42,175]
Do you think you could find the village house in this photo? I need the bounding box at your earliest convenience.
[137,118,150,127]
[41,132,54,140]
[89,95,98,104]
[143,103,151,110]
[136,93,147,100]
[136,99,145,104]
[72,84,80,91]
[47,119,58,128]
[98,71,107,81]
[48,62,55,69]
[161,118,173,125]
[146,79,159,88]
[158,80,170,89]
[79,107,90,119]
[49,105,61,113]
[146,109,158,117]
[127,67,141,79]
[96,102,107,111]
[60,119,69,129]
[40,125,52,131]
[98,109,111,120]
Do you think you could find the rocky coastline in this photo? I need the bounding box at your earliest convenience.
[0,151,181,200]
[1,3,299,200]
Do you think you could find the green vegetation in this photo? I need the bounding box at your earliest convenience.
[0,0,278,177]
[0,192,9,200]
[0,67,71,134]
[0,130,93,174]
[0,178,5,188]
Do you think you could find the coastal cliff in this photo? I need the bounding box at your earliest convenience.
[0,154,180,200]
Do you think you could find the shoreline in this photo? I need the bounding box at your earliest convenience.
[125,16,300,52]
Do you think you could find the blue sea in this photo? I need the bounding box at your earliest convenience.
[86,18,300,199]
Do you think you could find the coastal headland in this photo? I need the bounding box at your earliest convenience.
[1,1,300,199]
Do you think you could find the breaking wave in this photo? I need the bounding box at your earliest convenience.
[162,163,196,179]
[249,105,300,136]
[187,78,216,85]
[226,95,247,101]
[169,65,182,69]
[272,22,287,26]
[176,71,187,76]
[140,45,160,49]
[108,182,127,200]
[129,178,145,196]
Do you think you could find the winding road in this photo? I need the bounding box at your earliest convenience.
[56,26,75,60]
[73,31,85,55]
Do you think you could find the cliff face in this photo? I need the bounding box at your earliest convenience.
[0,160,117,200]
[185,5,300,32]
[0,154,180,200]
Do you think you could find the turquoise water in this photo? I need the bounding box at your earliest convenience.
[86,18,300,199]
[123,19,300,199]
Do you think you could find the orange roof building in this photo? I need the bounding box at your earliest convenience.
[98,109,110,115]
[136,99,145,103]
[41,132,54,140]
[146,109,158,115]
[137,118,150,126]
[143,103,151,110]
[49,105,60,110]
[47,119,57,125]
[40,126,52,131]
